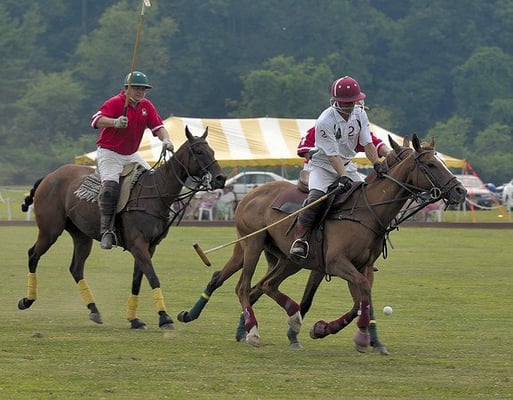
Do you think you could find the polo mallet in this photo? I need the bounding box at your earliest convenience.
[193,187,340,266]
[124,0,151,115]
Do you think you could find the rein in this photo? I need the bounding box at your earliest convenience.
[126,138,219,228]
[331,147,458,257]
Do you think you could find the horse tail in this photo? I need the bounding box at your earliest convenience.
[21,177,44,212]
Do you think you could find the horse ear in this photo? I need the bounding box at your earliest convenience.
[430,136,435,147]
[412,133,421,151]
[388,134,400,152]
[202,127,209,139]
[185,125,193,141]
[402,137,410,148]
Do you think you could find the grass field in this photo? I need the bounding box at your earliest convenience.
[1,185,513,223]
[1,225,512,399]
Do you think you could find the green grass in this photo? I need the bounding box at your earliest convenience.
[2,185,513,223]
[1,226,512,399]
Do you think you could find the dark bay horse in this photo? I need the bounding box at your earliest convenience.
[179,134,466,349]
[18,126,226,329]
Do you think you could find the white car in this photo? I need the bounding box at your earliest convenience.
[226,171,296,200]
[502,178,513,210]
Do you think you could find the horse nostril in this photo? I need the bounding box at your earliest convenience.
[215,175,227,187]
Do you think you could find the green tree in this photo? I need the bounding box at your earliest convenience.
[74,0,176,106]
[13,71,86,141]
[470,123,513,183]
[452,47,513,125]
[0,4,43,131]
[426,116,472,160]
[229,56,332,118]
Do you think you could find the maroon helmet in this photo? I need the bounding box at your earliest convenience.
[331,76,366,103]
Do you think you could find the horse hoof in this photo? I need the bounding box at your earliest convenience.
[288,311,303,334]
[245,326,260,347]
[18,298,35,310]
[89,312,103,324]
[177,311,191,323]
[289,342,304,350]
[353,330,370,350]
[159,313,174,329]
[310,320,329,339]
[130,318,148,330]
[355,343,369,353]
[373,344,390,355]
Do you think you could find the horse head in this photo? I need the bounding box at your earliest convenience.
[404,134,467,205]
[172,126,226,191]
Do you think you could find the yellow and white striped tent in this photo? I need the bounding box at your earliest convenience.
[75,116,466,168]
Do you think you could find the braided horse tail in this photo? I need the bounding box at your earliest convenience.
[21,177,44,212]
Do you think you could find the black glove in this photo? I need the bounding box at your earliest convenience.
[373,161,387,177]
[335,175,353,193]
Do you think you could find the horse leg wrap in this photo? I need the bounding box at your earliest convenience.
[127,294,139,321]
[77,279,96,306]
[357,300,371,329]
[243,307,257,332]
[187,289,212,320]
[235,314,247,342]
[152,288,166,313]
[27,272,37,300]
[275,293,300,316]
[368,305,379,346]
[327,312,354,334]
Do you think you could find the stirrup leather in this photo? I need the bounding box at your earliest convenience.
[290,238,309,258]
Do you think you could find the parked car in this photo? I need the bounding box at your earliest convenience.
[226,171,296,200]
[502,178,513,210]
[454,174,495,210]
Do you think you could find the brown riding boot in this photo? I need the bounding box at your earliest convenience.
[99,180,120,250]
[290,221,311,258]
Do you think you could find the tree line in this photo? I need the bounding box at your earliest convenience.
[1,0,513,185]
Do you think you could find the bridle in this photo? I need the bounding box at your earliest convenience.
[129,136,221,226]
[334,145,458,239]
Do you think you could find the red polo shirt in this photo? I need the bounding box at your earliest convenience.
[91,91,164,155]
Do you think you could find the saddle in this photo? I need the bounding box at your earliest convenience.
[271,181,364,270]
[74,163,147,213]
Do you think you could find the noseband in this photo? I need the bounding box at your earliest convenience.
[413,149,460,198]
[165,139,218,191]
[187,139,217,179]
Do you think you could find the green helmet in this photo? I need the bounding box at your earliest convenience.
[123,71,152,89]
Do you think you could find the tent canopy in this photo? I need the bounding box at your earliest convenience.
[75,116,466,169]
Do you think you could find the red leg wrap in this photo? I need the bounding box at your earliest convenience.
[275,293,300,316]
[357,300,371,329]
[327,312,354,334]
[243,307,257,331]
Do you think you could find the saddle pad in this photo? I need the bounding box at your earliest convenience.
[73,163,146,213]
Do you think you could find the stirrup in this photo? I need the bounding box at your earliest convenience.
[100,231,116,250]
[290,238,309,259]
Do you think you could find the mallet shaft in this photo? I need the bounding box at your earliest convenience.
[193,187,337,266]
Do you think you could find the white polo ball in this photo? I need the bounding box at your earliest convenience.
[383,306,393,315]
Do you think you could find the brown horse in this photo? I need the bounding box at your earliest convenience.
[179,134,466,349]
[179,138,414,352]
[18,126,226,329]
